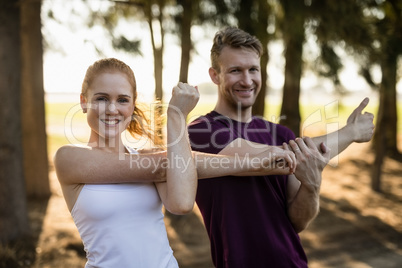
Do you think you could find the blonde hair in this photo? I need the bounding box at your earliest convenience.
[210,27,263,72]
[82,58,161,144]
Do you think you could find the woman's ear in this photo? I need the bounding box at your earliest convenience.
[209,67,220,85]
[80,93,88,113]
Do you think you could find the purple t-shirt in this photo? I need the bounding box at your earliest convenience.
[188,111,308,268]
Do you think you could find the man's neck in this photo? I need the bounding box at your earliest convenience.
[214,103,253,123]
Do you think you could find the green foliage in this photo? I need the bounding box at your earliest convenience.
[112,36,143,55]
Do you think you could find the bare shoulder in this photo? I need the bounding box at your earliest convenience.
[54,144,91,162]
[53,144,91,184]
[55,144,90,156]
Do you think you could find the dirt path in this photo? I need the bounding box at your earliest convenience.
[22,142,402,268]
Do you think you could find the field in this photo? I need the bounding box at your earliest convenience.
[1,95,402,268]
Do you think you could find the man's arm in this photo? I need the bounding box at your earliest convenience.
[285,138,330,233]
[310,97,374,160]
[214,98,374,163]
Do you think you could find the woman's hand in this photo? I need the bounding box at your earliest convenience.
[168,82,199,117]
[252,146,297,175]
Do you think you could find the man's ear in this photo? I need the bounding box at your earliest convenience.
[80,93,88,113]
[209,67,220,85]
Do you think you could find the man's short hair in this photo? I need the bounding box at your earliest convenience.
[210,27,263,72]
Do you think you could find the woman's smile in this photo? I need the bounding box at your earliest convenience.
[101,118,121,126]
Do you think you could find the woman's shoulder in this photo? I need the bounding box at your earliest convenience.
[53,144,93,181]
[54,144,91,161]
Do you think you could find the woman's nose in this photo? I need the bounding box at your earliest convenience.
[107,103,118,114]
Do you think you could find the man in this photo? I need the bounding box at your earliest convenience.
[188,27,374,267]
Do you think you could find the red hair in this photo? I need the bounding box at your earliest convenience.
[82,58,161,145]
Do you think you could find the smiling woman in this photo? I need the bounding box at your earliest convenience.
[54,58,200,267]
[80,72,136,149]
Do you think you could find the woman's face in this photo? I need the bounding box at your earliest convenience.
[81,72,135,144]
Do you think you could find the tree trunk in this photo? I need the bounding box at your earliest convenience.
[154,47,164,101]
[145,1,165,144]
[235,0,269,117]
[0,0,30,243]
[252,0,270,117]
[371,51,398,191]
[380,53,399,158]
[279,0,305,137]
[372,117,385,192]
[178,0,193,84]
[20,0,50,198]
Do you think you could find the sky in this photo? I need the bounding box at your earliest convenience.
[41,0,400,104]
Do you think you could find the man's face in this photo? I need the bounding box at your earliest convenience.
[211,46,261,112]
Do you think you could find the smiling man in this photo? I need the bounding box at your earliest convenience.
[209,44,261,122]
[188,27,375,268]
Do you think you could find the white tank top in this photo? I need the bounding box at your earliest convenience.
[71,149,178,268]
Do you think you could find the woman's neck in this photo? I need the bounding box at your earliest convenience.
[87,132,126,153]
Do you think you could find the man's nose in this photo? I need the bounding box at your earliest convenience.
[240,72,253,86]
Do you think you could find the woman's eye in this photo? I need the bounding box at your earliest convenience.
[118,98,129,103]
[96,97,107,101]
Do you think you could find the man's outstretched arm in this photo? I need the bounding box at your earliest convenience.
[218,98,374,163]
[310,97,375,160]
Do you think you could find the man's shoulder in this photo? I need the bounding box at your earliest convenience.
[188,115,211,128]
[250,116,296,142]
[188,111,227,129]
[252,116,293,132]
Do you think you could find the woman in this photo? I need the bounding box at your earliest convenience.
[54,58,296,267]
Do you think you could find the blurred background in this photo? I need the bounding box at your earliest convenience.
[0,0,401,267]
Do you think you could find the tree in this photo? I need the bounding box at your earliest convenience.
[0,0,30,243]
[87,0,170,143]
[235,0,271,117]
[372,0,401,158]
[199,0,272,116]
[309,0,402,191]
[369,0,402,191]
[20,0,51,198]
[103,0,169,103]
[278,0,306,136]
[176,0,194,83]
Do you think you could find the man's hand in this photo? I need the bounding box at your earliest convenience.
[284,137,330,190]
[284,137,331,232]
[346,97,375,143]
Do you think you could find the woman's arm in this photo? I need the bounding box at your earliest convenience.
[53,145,167,185]
[155,83,198,215]
[54,141,296,186]
[203,138,296,177]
